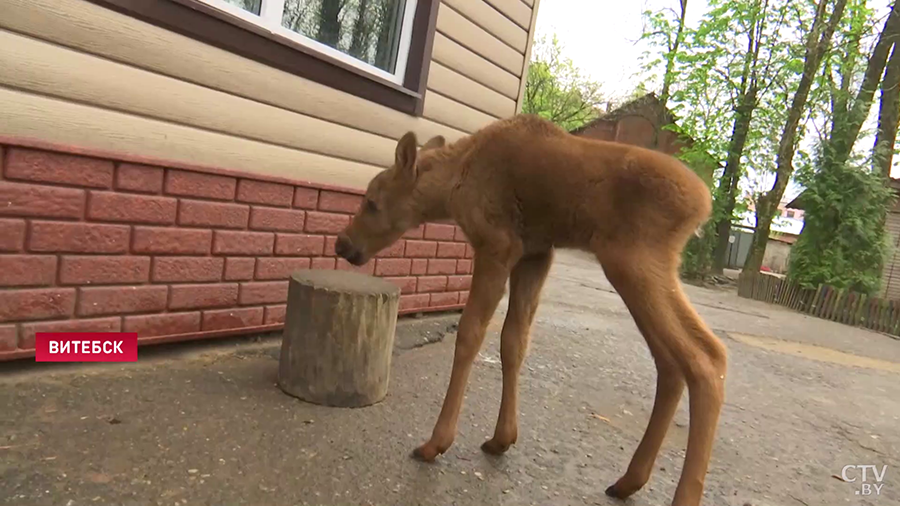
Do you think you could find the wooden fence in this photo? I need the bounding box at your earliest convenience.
[737,272,900,336]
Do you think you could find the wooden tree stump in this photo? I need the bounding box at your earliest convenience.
[277,269,401,407]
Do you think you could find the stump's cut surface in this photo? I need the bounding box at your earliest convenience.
[277,269,401,407]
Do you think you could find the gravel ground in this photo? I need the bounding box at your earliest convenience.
[1,250,897,506]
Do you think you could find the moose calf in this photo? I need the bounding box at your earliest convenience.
[335,114,727,506]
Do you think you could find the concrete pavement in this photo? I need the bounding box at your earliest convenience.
[1,250,898,506]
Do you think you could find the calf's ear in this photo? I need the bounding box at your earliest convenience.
[422,135,446,151]
[395,131,419,180]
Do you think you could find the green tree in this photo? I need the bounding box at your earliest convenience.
[639,0,813,277]
[786,0,900,293]
[701,0,800,275]
[521,34,605,131]
[739,0,848,274]
[788,146,893,293]
[873,13,900,179]
[638,0,689,148]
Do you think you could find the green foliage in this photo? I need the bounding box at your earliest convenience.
[680,219,718,280]
[521,34,604,131]
[788,151,894,294]
[637,0,689,105]
[645,0,812,193]
[806,0,876,144]
[787,0,895,295]
[660,122,723,279]
[635,0,895,286]
[638,0,816,278]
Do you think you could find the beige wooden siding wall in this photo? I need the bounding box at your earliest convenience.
[0,0,539,190]
[880,210,900,300]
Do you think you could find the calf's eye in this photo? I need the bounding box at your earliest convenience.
[365,199,378,213]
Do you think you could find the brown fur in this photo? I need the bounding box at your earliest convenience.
[335,114,727,506]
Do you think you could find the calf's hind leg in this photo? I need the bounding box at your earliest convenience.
[606,343,685,497]
[482,250,554,455]
[598,249,726,506]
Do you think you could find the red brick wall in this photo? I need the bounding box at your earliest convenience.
[0,141,472,361]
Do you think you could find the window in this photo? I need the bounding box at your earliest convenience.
[91,0,440,115]
[201,0,418,85]
[786,211,795,219]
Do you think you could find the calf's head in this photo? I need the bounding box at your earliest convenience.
[335,132,445,266]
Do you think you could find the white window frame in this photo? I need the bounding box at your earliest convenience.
[198,0,419,85]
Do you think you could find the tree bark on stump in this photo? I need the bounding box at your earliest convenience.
[278,269,400,408]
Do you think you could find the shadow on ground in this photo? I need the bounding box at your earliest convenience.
[1,251,898,506]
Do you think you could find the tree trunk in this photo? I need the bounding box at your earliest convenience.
[659,0,689,109]
[870,39,900,267]
[822,2,900,175]
[708,0,767,275]
[316,0,345,48]
[742,0,849,275]
[374,0,402,71]
[874,40,900,179]
[349,0,372,59]
[278,269,400,407]
[711,85,758,274]
[651,0,688,151]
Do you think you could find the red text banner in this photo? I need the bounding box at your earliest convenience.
[34,332,139,362]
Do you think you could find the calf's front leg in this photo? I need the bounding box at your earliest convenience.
[482,250,554,455]
[412,253,514,461]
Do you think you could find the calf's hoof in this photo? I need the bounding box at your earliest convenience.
[480,438,513,455]
[605,482,640,500]
[411,442,445,462]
